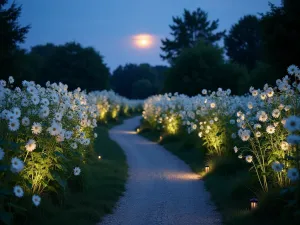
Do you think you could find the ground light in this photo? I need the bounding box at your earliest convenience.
[250,198,258,210]
[136,128,140,133]
[159,136,163,141]
[205,165,210,173]
[98,155,102,160]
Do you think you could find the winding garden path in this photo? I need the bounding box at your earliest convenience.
[99,116,221,225]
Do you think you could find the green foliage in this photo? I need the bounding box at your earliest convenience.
[163,41,248,95]
[131,79,153,99]
[15,125,128,225]
[0,0,30,79]
[224,15,263,70]
[160,8,226,63]
[28,42,110,91]
[110,63,168,99]
[260,1,300,75]
[247,61,281,88]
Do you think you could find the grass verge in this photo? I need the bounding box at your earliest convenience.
[27,125,128,225]
[138,122,298,225]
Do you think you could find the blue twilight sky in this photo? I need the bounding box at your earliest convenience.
[18,0,281,72]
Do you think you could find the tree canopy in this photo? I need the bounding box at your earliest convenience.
[0,0,30,79]
[163,40,248,95]
[260,0,300,76]
[110,63,168,99]
[224,15,263,70]
[160,8,225,63]
[26,42,110,91]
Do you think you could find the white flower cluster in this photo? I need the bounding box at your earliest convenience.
[142,65,300,190]
[0,78,99,207]
[90,90,143,121]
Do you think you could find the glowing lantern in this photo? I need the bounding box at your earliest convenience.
[205,165,210,173]
[250,198,258,210]
[159,136,163,141]
[136,128,140,133]
[98,156,102,160]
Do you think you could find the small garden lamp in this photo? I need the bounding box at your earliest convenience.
[159,136,163,141]
[136,128,140,133]
[250,198,258,210]
[98,155,102,160]
[205,165,210,173]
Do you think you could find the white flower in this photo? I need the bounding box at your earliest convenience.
[8,76,14,84]
[31,95,40,105]
[32,195,41,206]
[39,106,49,118]
[198,132,202,138]
[255,131,261,138]
[8,119,20,131]
[260,93,266,100]
[284,105,291,112]
[65,131,73,140]
[247,102,253,109]
[287,65,299,75]
[266,125,275,134]
[13,185,24,198]
[240,130,251,141]
[11,157,24,173]
[21,98,29,107]
[280,141,290,151]
[272,109,280,118]
[271,162,284,172]
[73,167,81,176]
[12,107,21,118]
[40,98,49,106]
[233,146,238,153]
[210,103,216,108]
[252,90,258,97]
[245,155,253,163]
[31,122,42,135]
[284,116,300,132]
[256,111,268,122]
[238,154,243,159]
[202,89,207,95]
[71,143,77,149]
[287,135,300,145]
[254,124,261,129]
[54,112,62,121]
[0,147,4,160]
[25,139,36,152]
[47,122,61,136]
[21,117,30,126]
[287,168,299,181]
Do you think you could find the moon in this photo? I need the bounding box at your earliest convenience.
[132,34,155,49]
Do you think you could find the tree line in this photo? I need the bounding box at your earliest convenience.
[1,0,299,98]
[161,0,300,95]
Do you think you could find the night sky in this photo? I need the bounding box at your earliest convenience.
[19,0,281,72]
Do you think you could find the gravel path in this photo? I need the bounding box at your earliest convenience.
[98,116,222,225]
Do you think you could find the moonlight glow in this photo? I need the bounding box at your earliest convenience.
[132,34,155,49]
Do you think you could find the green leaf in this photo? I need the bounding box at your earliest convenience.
[0,189,12,196]
[0,165,9,172]
[0,211,12,225]
[7,203,27,212]
[52,172,66,189]
[54,151,69,161]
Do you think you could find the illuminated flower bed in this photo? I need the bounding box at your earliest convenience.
[143,65,300,194]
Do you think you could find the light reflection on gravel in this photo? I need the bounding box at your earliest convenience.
[98,116,222,225]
